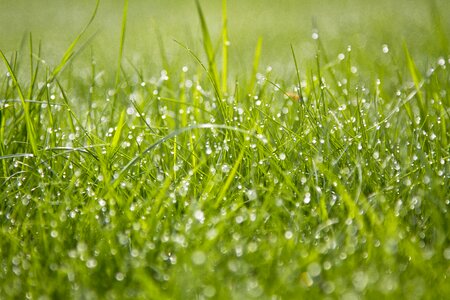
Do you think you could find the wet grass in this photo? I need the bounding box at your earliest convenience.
[1,0,449,299]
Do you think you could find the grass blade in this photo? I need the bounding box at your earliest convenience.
[111,124,258,186]
[214,144,246,208]
[404,43,426,124]
[195,0,221,99]
[0,50,38,155]
[111,0,129,121]
[248,37,263,94]
[290,44,303,101]
[51,0,100,80]
[221,0,228,95]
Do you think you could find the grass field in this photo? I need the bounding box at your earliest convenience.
[1,0,449,298]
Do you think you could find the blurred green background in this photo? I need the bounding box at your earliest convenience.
[0,0,449,77]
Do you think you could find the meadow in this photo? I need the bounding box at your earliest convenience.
[1,0,449,298]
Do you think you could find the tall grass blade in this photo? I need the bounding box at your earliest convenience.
[111,0,129,120]
[248,37,263,94]
[110,110,126,152]
[195,0,221,99]
[290,44,303,101]
[174,40,222,107]
[51,0,100,80]
[0,50,38,155]
[112,124,257,186]
[221,0,228,95]
[214,145,245,208]
[403,43,426,125]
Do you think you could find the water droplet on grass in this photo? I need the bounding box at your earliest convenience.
[307,262,322,277]
[126,106,135,115]
[194,210,205,223]
[191,250,206,265]
[304,193,311,204]
[86,258,97,269]
[284,231,293,239]
[115,272,125,281]
[246,189,257,200]
[203,286,216,298]
[221,164,230,173]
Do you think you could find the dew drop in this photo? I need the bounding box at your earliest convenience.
[246,189,257,200]
[221,164,230,173]
[115,272,125,281]
[191,250,206,265]
[86,258,97,269]
[284,230,293,240]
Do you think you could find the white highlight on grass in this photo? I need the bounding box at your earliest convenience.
[373,151,380,160]
[246,189,257,200]
[308,262,322,277]
[191,250,206,265]
[304,193,311,204]
[86,258,97,269]
[115,272,125,281]
[444,248,450,260]
[194,209,205,223]
[221,164,230,173]
[284,230,293,239]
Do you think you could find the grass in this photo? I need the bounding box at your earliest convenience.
[1,0,449,299]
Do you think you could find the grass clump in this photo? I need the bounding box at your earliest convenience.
[1,0,449,299]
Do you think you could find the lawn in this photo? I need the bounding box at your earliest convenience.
[1,0,449,299]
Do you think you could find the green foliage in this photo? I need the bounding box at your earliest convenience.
[0,0,449,299]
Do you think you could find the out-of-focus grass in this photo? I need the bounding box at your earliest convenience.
[1,0,448,72]
[0,0,449,299]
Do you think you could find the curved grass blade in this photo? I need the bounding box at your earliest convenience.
[111,124,260,187]
[51,0,100,79]
[221,0,228,94]
[0,50,38,155]
[195,0,221,99]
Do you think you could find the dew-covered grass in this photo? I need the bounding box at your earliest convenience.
[1,0,449,299]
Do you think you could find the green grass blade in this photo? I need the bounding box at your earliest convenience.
[174,40,222,108]
[403,43,426,122]
[290,44,303,101]
[0,50,38,155]
[51,0,100,79]
[0,153,34,160]
[214,144,246,208]
[111,0,129,120]
[110,110,126,152]
[248,37,263,94]
[111,124,257,186]
[221,0,228,95]
[195,0,221,99]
